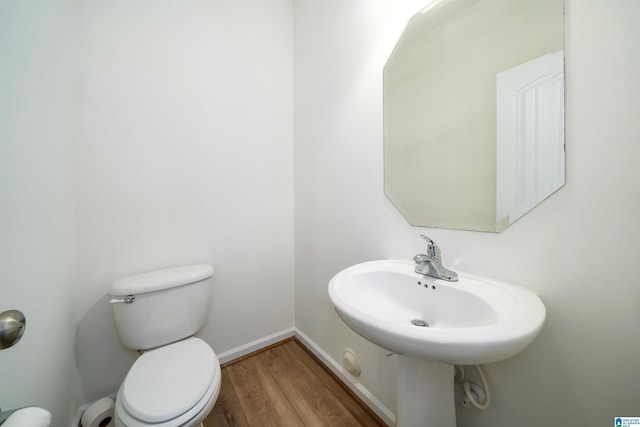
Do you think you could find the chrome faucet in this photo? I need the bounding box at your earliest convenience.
[413,235,458,281]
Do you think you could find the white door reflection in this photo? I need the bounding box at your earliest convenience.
[496,51,565,225]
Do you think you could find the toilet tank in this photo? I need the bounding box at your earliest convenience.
[110,264,214,350]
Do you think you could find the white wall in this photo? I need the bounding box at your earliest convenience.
[72,0,294,402]
[0,1,79,425]
[294,0,640,426]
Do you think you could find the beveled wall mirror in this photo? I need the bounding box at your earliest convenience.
[384,0,565,232]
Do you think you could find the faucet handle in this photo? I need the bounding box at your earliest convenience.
[416,235,458,282]
[413,254,429,263]
[420,235,439,259]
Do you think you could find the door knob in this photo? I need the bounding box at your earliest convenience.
[0,310,26,350]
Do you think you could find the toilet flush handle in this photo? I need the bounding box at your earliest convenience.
[109,295,136,304]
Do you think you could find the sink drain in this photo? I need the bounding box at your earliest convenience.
[411,319,429,327]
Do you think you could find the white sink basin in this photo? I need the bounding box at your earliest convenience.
[328,259,546,365]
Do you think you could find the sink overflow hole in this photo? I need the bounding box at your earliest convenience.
[411,319,429,327]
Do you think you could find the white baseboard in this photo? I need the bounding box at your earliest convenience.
[294,328,396,426]
[71,408,82,427]
[216,327,295,364]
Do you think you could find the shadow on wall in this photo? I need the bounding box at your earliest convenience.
[75,294,137,402]
[454,323,585,426]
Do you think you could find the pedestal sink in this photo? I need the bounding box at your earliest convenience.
[328,260,546,426]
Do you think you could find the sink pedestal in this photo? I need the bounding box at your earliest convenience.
[396,356,455,427]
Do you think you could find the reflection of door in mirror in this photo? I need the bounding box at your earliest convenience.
[496,51,565,225]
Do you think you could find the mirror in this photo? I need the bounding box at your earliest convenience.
[384,0,565,232]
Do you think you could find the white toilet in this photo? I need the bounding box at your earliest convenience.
[109,264,221,427]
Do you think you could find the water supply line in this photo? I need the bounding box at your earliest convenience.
[462,365,491,410]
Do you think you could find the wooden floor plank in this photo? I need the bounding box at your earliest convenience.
[260,341,374,427]
[205,369,250,427]
[224,354,305,427]
[206,338,387,427]
[286,341,386,426]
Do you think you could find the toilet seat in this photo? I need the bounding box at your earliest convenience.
[115,337,221,427]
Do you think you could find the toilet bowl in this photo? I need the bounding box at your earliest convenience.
[109,265,220,427]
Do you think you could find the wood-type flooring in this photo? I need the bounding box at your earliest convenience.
[205,338,386,427]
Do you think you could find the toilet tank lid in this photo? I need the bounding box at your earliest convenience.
[110,264,214,296]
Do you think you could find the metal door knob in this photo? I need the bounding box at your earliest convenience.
[0,310,26,350]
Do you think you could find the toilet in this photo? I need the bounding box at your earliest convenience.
[109,264,221,427]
